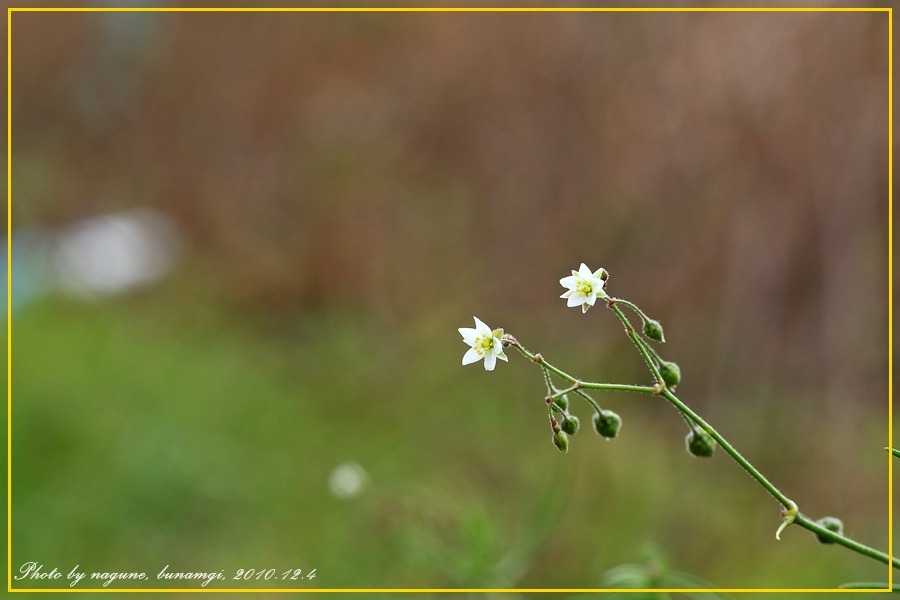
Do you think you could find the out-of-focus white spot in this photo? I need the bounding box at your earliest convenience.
[2,227,55,312]
[328,462,368,500]
[52,208,182,298]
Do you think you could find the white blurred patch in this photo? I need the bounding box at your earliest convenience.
[52,208,182,298]
[328,462,368,500]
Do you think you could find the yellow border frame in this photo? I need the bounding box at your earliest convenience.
[5,5,893,594]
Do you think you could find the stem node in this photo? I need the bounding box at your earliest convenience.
[776,501,799,541]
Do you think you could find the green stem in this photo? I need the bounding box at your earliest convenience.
[610,297,650,325]
[578,381,657,394]
[678,411,703,435]
[503,331,896,570]
[839,583,900,590]
[536,345,620,420]
[794,515,900,569]
[635,334,664,366]
[660,387,898,569]
[541,368,557,395]
[573,388,603,415]
[550,384,579,400]
[508,338,655,396]
[607,302,664,384]
[660,388,792,507]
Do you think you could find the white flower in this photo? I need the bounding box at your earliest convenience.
[458,316,508,371]
[559,263,608,313]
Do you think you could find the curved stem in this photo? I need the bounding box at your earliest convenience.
[550,384,579,400]
[661,387,896,568]
[660,388,793,508]
[541,368,557,395]
[634,334,664,366]
[573,388,603,415]
[507,338,656,395]
[607,302,664,384]
[502,330,896,570]
[840,583,900,590]
[610,297,650,325]
[794,514,900,569]
[678,411,703,435]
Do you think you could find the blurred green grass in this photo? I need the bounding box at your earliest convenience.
[7,283,889,594]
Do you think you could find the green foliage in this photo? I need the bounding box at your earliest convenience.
[597,546,731,599]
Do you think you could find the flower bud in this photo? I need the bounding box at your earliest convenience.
[553,394,569,411]
[685,430,715,457]
[815,516,844,544]
[593,410,622,439]
[561,415,580,435]
[659,361,681,387]
[643,319,665,343]
[553,430,569,453]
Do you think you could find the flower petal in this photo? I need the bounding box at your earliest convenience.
[560,275,577,288]
[458,327,477,345]
[473,316,491,335]
[567,295,583,307]
[496,349,508,362]
[585,294,597,306]
[462,347,482,365]
[582,303,590,313]
[483,352,497,370]
[578,263,592,277]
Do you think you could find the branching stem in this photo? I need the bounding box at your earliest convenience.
[499,298,898,570]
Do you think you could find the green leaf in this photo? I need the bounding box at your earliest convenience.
[839,581,898,590]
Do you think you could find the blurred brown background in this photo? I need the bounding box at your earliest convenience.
[8,4,891,593]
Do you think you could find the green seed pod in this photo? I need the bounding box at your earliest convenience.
[643,319,665,343]
[659,361,681,387]
[561,415,580,435]
[593,410,622,439]
[553,394,569,411]
[553,430,569,453]
[685,430,715,457]
[815,516,844,544]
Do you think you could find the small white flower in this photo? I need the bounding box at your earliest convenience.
[559,263,608,313]
[458,316,508,371]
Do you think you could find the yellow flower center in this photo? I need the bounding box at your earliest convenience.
[576,279,593,295]
[477,335,494,352]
